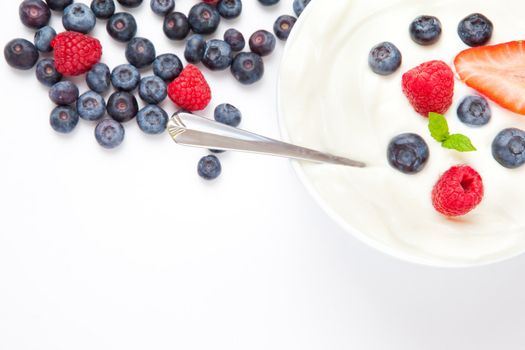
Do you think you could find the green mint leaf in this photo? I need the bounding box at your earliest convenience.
[428,112,449,142]
[442,134,477,152]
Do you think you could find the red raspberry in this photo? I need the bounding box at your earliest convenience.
[51,32,102,76]
[168,64,211,111]
[402,60,454,117]
[202,0,219,4]
[432,165,484,217]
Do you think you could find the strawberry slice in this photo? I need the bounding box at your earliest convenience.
[454,41,525,115]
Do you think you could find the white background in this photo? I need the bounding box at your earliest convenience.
[1,0,525,349]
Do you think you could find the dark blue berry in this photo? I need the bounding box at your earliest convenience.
[457,95,491,126]
[34,26,56,52]
[136,105,168,134]
[217,0,242,19]
[458,13,493,47]
[50,105,79,133]
[117,0,143,8]
[62,3,96,34]
[150,0,174,16]
[231,52,264,85]
[19,0,51,29]
[77,91,106,121]
[111,64,141,91]
[4,39,39,70]
[163,12,190,40]
[45,0,73,11]
[492,128,525,169]
[224,28,245,51]
[198,155,222,180]
[126,37,156,68]
[86,63,111,94]
[138,76,167,104]
[35,58,62,86]
[249,30,276,56]
[153,53,183,81]
[107,91,138,123]
[49,81,79,105]
[214,103,241,127]
[387,133,429,174]
[293,0,310,17]
[368,42,402,76]
[95,118,125,149]
[107,12,137,42]
[273,15,296,40]
[202,39,233,71]
[91,0,116,19]
[258,0,279,5]
[184,34,206,64]
[409,15,442,46]
[188,3,220,35]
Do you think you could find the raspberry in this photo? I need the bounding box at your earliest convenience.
[51,32,102,76]
[167,64,211,111]
[202,0,219,4]
[432,165,484,217]
[402,60,454,116]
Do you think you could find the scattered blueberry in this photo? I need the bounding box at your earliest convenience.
[91,0,116,19]
[35,58,62,86]
[45,0,73,11]
[86,63,111,94]
[184,34,206,64]
[136,105,168,134]
[492,128,525,169]
[457,95,491,126]
[217,0,242,19]
[387,133,429,174]
[77,91,106,121]
[409,15,442,46]
[107,12,137,42]
[150,0,174,16]
[273,15,296,40]
[188,3,221,35]
[138,76,167,104]
[34,26,56,52]
[209,149,225,154]
[117,0,143,8]
[163,12,190,40]
[19,0,51,29]
[106,91,138,122]
[458,13,493,47]
[249,30,276,56]
[95,118,125,149]
[368,42,402,76]
[198,155,222,180]
[50,105,79,133]
[214,103,241,127]
[231,52,264,85]
[4,39,39,70]
[111,64,141,91]
[126,37,156,68]
[49,81,79,105]
[62,3,97,34]
[258,0,279,5]
[202,39,233,71]
[293,0,310,17]
[153,53,183,81]
[224,28,245,51]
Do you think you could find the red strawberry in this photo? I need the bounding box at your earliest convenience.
[51,32,102,76]
[455,40,525,115]
[402,60,454,117]
[168,64,211,111]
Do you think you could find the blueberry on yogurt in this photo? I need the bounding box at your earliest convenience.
[387,133,429,174]
[457,95,491,126]
[409,15,442,45]
[492,128,525,169]
[458,13,493,47]
[368,42,402,76]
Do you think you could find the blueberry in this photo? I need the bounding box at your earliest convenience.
[50,105,79,133]
[202,40,233,71]
[95,118,125,149]
[387,133,429,174]
[34,26,56,52]
[188,3,221,35]
[117,0,143,8]
[111,64,141,91]
[77,91,106,121]
[153,53,183,81]
[35,58,62,86]
[409,15,442,46]
[138,76,167,104]
[45,0,73,11]
[458,13,493,47]
[258,0,279,5]
[249,30,276,56]
[217,0,242,19]
[163,12,190,40]
[86,63,111,94]
[368,42,402,76]
[293,0,310,17]
[198,155,222,180]
[273,15,296,40]
[231,52,264,85]
[126,37,156,69]
[91,0,116,19]
[209,149,225,154]
[4,39,39,70]
[62,3,96,34]
[19,0,51,29]
[457,95,491,126]
[184,34,206,64]
[106,91,138,122]
[150,0,174,16]
[107,12,137,42]
[492,128,525,169]
[49,81,79,105]
[214,103,241,127]
[224,28,245,51]
[136,105,168,134]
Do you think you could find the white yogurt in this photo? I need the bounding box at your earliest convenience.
[279,0,525,266]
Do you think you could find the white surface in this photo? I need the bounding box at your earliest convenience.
[0,1,524,349]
